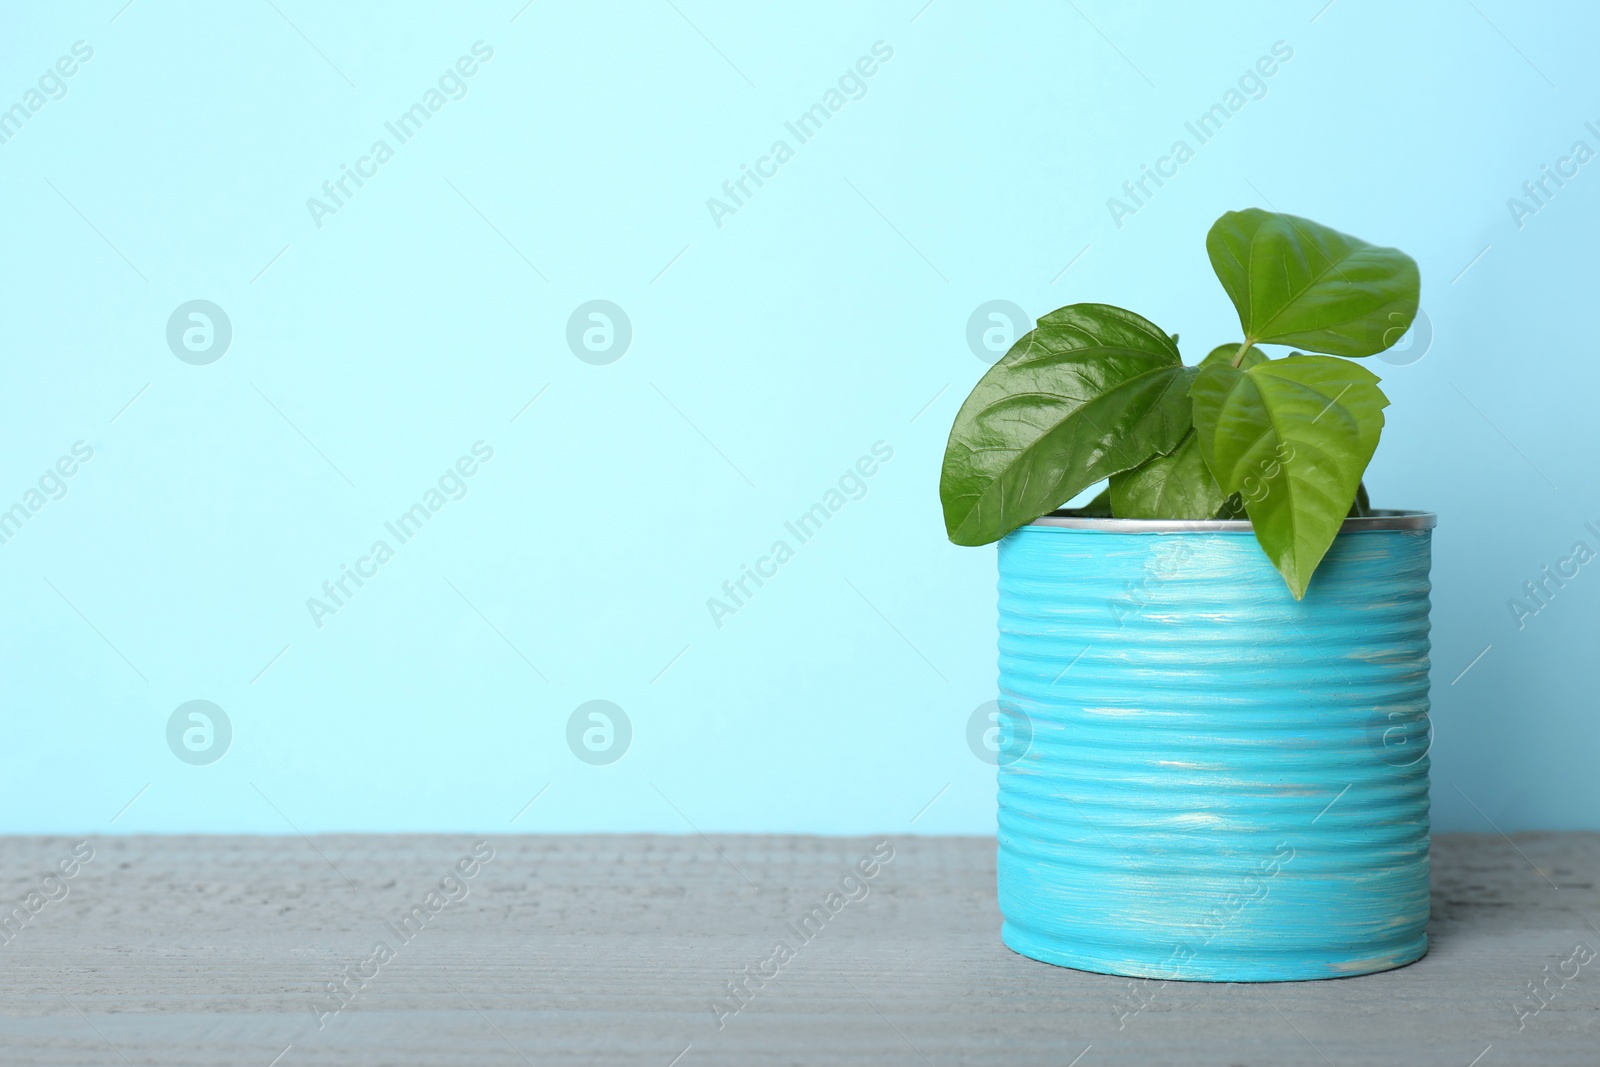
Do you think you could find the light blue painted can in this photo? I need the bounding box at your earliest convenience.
[995,510,1435,982]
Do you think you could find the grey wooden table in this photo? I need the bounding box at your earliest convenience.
[0,833,1595,1065]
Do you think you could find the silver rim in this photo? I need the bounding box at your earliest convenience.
[1029,508,1436,533]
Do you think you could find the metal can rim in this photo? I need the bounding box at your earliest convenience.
[1028,508,1436,533]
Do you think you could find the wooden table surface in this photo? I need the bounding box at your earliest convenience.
[0,833,1595,1065]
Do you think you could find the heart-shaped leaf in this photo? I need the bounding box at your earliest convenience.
[941,303,1192,545]
[1190,354,1389,597]
[1110,430,1229,519]
[1207,209,1420,357]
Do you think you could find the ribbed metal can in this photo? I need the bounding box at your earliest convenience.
[995,510,1434,982]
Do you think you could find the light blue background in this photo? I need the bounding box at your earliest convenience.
[2,0,1593,835]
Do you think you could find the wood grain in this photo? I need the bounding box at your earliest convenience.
[0,832,1595,1065]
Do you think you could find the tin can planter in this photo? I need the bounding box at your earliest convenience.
[995,510,1435,982]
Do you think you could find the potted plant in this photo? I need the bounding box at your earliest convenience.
[943,209,1433,982]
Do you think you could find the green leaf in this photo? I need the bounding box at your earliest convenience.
[1110,430,1228,519]
[1201,343,1267,369]
[1190,354,1389,597]
[941,303,1193,545]
[1206,209,1420,357]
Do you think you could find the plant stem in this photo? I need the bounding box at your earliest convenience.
[1230,339,1254,368]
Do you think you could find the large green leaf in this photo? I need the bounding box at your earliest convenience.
[941,303,1192,545]
[1207,209,1419,357]
[1190,354,1389,597]
[1109,430,1229,519]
